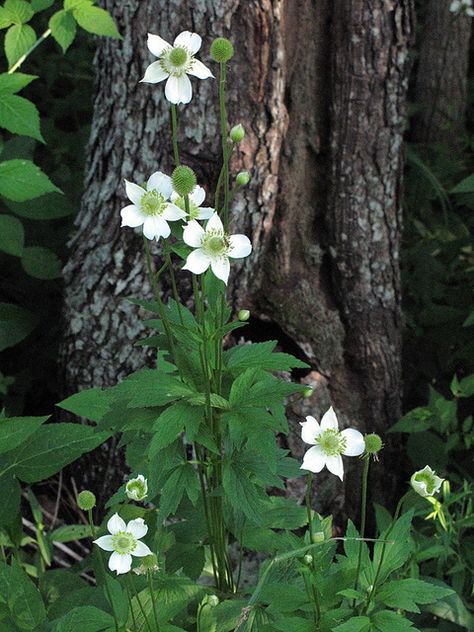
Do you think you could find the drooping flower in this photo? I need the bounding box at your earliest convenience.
[120,171,186,241]
[126,475,148,502]
[300,406,365,480]
[171,185,214,222]
[94,513,152,575]
[411,466,444,498]
[141,31,213,104]
[182,213,252,284]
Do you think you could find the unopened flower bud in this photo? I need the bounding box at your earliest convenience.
[230,124,245,143]
[303,554,313,565]
[313,531,325,543]
[302,386,313,398]
[238,309,250,321]
[236,171,250,187]
[133,553,159,575]
[172,166,196,197]
[411,466,444,498]
[364,433,383,456]
[210,37,234,63]
[126,475,148,502]
[77,490,96,511]
[208,595,219,607]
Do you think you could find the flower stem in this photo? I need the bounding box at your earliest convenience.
[147,570,160,631]
[218,61,230,229]
[127,575,152,632]
[8,28,51,74]
[304,473,321,627]
[170,104,180,166]
[353,455,370,606]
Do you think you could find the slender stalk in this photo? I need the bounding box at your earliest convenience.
[128,575,153,632]
[302,571,319,627]
[353,455,370,605]
[8,28,51,74]
[126,585,138,632]
[147,571,160,631]
[164,244,184,326]
[304,473,321,627]
[218,62,230,229]
[170,104,180,166]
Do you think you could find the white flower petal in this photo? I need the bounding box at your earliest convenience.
[300,416,320,445]
[107,513,126,535]
[121,205,144,228]
[190,185,206,207]
[188,59,213,79]
[176,74,193,104]
[300,445,326,473]
[183,220,205,247]
[125,180,145,206]
[183,249,211,275]
[143,216,171,240]
[174,31,201,54]
[326,454,344,480]
[163,203,186,221]
[210,256,230,284]
[147,171,172,198]
[206,213,224,234]
[195,207,214,220]
[147,33,170,57]
[109,551,132,575]
[132,541,153,557]
[228,234,252,259]
[320,406,338,431]
[341,428,365,456]
[141,61,169,84]
[165,75,181,104]
[126,518,148,539]
[93,535,114,551]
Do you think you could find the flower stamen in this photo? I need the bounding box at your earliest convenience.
[316,428,347,457]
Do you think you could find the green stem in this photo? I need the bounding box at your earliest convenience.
[87,510,120,632]
[126,585,138,632]
[302,571,319,628]
[164,244,184,326]
[218,61,230,229]
[128,575,152,632]
[147,571,160,631]
[8,28,51,74]
[353,455,370,606]
[305,472,314,541]
[170,104,180,166]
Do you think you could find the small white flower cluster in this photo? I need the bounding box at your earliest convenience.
[450,0,474,16]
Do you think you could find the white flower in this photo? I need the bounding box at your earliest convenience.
[126,475,148,502]
[300,406,365,480]
[171,185,214,222]
[94,514,152,575]
[182,213,252,284]
[141,31,213,104]
[450,0,474,13]
[411,466,444,498]
[120,171,186,241]
[450,0,461,11]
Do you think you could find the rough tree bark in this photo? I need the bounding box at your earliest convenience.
[412,0,472,144]
[60,0,413,517]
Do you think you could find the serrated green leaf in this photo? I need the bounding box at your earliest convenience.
[49,9,76,52]
[57,387,113,422]
[376,578,453,613]
[0,301,36,350]
[64,0,93,9]
[49,524,91,543]
[0,415,48,454]
[0,71,36,94]
[225,340,308,374]
[0,159,60,201]
[333,617,371,632]
[450,173,474,194]
[73,5,120,37]
[5,23,36,68]
[0,93,43,141]
[31,0,54,10]
[21,245,62,279]
[159,462,200,520]
[372,511,414,584]
[370,610,416,631]
[51,606,114,632]
[114,368,194,408]
[150,402,203,456]
[0,558,46,629]
[222,460,267,524]
[389,407,432,433]
[4,0,34,24]
[5,192,74,219]
[0,214,23,255]
[0,471,20,525]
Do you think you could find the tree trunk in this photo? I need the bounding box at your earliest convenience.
[412,0,471,144]
[60,0,414,517]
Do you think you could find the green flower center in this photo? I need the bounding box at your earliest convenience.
[169,47,188,67]
[316,429,346,457]
[140,190,167,216]
[160,47,192,76]
[175,196,200,219]
[127,481,145,497]
[112,531,137,555]
[414,472,435,494]
[202,231,229,257]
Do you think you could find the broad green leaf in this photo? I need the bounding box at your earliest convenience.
[51,606,114,632]
[230,369,305,408]
[222,460,266,524]
[376,578,453,613]
[0,424,110,483]
[159,462,200,520]
[423,583,473,628]
[49,9,76,52]
[4,23,36,68]
[0,6,14,28]
[31,0,54,10]
[0,559,46,629]
[370,610,416,631]
[372,511,414,583]
[21,246,62,279]
[225,340,308,374]
[0,471,20,525]
[113,368,194,408]
[0,302,36,350]
[64,0,93,9]
[389,407,432,433]
[49,524,92,543]
[0,214,23,255]
[0,159,60,201]
[0,94,43,141]
[333,617,371,632]
[450,173,474,193]
[150,402,203,456]
[0,71,36,94]
[0,415,48,454]
[458,373,474,397]
[73,5,120,37]
[3,0,34,24]
[273,617,317,632]
[6,192,74,219]
[57,387,113,422]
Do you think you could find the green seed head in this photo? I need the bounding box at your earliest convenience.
[77,490,96,511]
[210,37,234,63]
[364,433,383,455]
[236,171,250,187]
[169,47,188,67]
[303,554,313,565]
[238,309,250,321]
[172,166,197,197]
[230,124,245,143]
